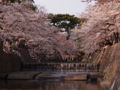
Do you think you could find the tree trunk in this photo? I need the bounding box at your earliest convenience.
[66,29,71,40]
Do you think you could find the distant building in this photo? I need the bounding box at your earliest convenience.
[70,34,77,40]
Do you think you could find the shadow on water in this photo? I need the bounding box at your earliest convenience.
[0,80,102,90]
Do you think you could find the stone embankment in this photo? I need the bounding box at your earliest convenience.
[0,41,22,73]
[93,43,120,90]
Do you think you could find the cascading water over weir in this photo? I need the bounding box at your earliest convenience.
[23,63,98,72]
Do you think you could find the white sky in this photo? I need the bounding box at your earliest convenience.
[34,0,89,16]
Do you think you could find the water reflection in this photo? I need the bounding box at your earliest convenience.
[0,80,102,90]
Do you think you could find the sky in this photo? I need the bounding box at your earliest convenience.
[34,0,89,16]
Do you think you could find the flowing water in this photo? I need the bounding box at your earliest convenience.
[23,63,97,72]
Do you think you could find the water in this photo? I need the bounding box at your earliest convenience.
[0,71,102,90]
[0,80,102,90]
[0,62,101,90]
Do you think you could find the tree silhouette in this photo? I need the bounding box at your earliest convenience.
[49,14,83,40]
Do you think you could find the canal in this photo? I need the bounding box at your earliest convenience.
[0,80,102,90]
[0,62,102,90]
[0,71,102,90]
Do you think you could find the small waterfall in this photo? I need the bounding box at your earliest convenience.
[23,63,97,72]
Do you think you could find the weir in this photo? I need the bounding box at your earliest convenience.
[23,63,98,72]
[0,62,99,81]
